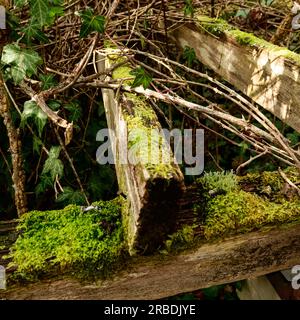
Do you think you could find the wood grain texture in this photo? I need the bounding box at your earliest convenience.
[2,223,300,300]
[173,24,300,133]
[96,51,184,254]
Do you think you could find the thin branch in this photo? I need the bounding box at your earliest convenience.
[236,150,269,175]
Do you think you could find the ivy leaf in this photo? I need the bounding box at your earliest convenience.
[235,9,250,19]
[64,101,82,122]
[130,67,152,89]
[56,187,86,206]
[29,0,49,27]
[39,74,58,90]
[183,46,197,67]
[35,174,53,196]
[21,101,47,137]
[47,99,61,111]
[21,20,49,44]
[48,145,61,159]
[184,0,194,17]
[46,6,64,25]
[1,44,43,84]
[33,135,42,154]
[78,8,106,38]
[14,0,27,7]
[42,146,64,180]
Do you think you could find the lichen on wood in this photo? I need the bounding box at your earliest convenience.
[97,49,185,254]
[196,15,300,66]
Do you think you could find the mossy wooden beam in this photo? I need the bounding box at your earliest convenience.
[171,16,300,133]
[96,49,185,254]
[2,222,300,300]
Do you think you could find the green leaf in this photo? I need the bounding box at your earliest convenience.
[35,174,53,195]
[21,20,49,44]
[29,0,49,27]
[287,132,300,145]
[64,101,82,122]
[79,8,105,38]
[183,46,197,67]
[21,100,47,136]
[14,0,27,7]
[202,285,224,300]
[56,187,86,205]
[33,135,42,154]
[184,0,194,17]
[46,6,64,25]
[47,99,61,111]
[234,281,243,291]
[130,67,152,89]
[235,9,250,19]
[48,145,61,159]
[39,74,58,90]
[42,146,64,180]
[1,44,43,84]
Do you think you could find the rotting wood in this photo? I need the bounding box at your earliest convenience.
[1,222,300,300]
[172,17,300,133]
[96,49,185,254]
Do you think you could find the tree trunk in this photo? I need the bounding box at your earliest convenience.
[0,6,28,216]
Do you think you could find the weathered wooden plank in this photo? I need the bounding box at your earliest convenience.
[96,49,185,254]
[2,223,300,300]
[172,17,300,133]
[237,276,281,300]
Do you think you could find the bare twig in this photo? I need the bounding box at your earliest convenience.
[278,167,300,197]
[236,150,269,175]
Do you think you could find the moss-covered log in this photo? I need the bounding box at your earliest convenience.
[1,222,300,300]
[96,49,185,254]
[172,15,300,133]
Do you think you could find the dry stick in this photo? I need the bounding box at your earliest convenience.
[171,102,242,148]
[4,81,49,156]
[236,150,269,175]
[87,77,293,166]
[19,82,71,130]
[278,167,300,197]
[215,114,293,164]
[0,73,28,217]
[83,80,275,143]
[49,34,99,96]
[135,74,292,165]
[129,49,300,167]
[53,126,90,206]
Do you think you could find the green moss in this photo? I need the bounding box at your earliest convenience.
[8,197,128,282]
[196,15,234,36]
[204,191,300,239]
[197,170,238,194]
[196,15,300,66]
[190,168,300,240]
[106,51,178,179]
[238,167,299,200]
[161,225,195,254]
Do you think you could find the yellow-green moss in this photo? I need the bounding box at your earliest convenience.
[196,16,234,36]
[7,197,128,282]
[191,168,300,240]
[204,190,300,239]
[161,225,195,254]
[110,58,177,179]
[196,15,300,66]
[238,167,299,200]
